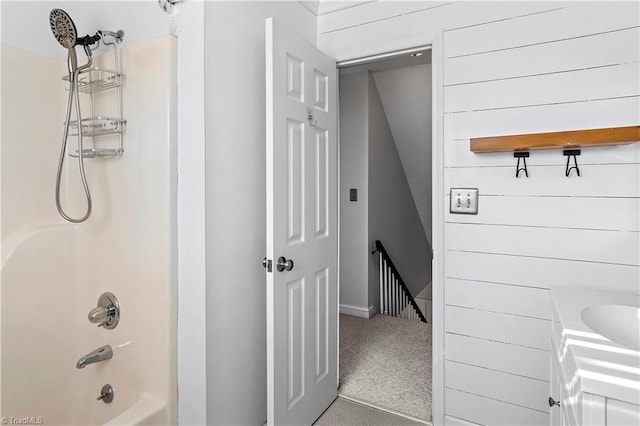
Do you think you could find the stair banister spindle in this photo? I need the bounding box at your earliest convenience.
[391,274,395,316]
[382,259,387,314]
[383,259,389,315]
[386,268,390,316]
[394,277,398,316]
[398,283,402,315]
[396,278,400,316]
[379,255,383,314]
[405,295,409,319]
[385,263,389,315]
[406,295,410,319]
[404,296,412,319]
[374,240,427,323]
[402,294,406,319]
[391,278,395,317]
[394,276,398,316]
[396,278,400,317]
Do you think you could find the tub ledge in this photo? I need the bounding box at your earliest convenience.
[104,394,166,426]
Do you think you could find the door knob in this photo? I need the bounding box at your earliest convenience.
[276,256,294,272]
[548,397,560,407]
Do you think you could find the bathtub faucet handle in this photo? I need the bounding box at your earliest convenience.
[88,292,120,329]
[88,305,114,325]
[97,384,114,404]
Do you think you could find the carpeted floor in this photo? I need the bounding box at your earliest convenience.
[313,397,424,426]
[339,314,432,422]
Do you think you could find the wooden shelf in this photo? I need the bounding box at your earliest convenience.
[470,126,640,153]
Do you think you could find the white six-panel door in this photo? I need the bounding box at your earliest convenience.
[265,18,338,426]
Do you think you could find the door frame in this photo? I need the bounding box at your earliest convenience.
[334,30,445,425]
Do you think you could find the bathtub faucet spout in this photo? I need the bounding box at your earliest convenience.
[76,344,113,369]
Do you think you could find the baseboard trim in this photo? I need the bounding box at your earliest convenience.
[339,304,376,318]
[338,394,432,425]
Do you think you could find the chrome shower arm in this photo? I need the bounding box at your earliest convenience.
[99,30,124,44]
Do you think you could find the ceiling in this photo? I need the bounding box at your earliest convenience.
[339,48,431,74]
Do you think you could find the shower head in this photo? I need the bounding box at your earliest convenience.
[49,9,77,49]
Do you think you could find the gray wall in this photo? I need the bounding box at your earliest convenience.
[339,71,432,313]
[367,73,431,301]
[204,2,316,424]
[338,72,370,310]
[372,64,432,248]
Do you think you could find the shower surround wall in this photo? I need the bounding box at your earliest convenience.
[1,35,177,425]
[320,1,640,425]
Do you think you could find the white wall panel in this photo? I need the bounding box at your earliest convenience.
[444,63,639,113]
[444,164,640,197]
[445,333,550,380]
[320,2,566,60]
[319,1,451,33]
[445,306,550,350]
[445,251,640,294]
[445,361,550,413]
[445,388,550,426]
[445,223,640,266]
[446,195,640,232]
[445,415,481,426]
[445,2,639,58]
[445,27,640,85]
[444,96,639,140]
[445,278,550,319]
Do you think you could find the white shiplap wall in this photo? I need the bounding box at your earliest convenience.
[319,1,640,425]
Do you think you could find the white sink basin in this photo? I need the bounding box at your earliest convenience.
[581,305,640,351]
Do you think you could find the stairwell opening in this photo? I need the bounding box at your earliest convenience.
[336,49,434,424]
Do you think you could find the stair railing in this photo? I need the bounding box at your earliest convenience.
[373,240,427,323]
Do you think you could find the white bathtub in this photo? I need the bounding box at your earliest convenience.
[1,33,176,426]
[104,394,167,426]
[1,227,173,425]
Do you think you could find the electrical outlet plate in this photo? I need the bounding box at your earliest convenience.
[450,188,479,215]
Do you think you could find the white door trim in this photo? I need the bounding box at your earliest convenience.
[175,2,207,425]
[333,30,445,425]
[430,29,445,426]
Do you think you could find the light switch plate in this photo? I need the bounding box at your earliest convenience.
[450,188,479,215]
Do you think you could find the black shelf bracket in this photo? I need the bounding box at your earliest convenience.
[514,151,529,178]
[563,149,581,177]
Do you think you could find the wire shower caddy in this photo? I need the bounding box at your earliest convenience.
[63,33,126,158]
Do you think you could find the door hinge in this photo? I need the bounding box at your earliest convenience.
[262,257,273,273]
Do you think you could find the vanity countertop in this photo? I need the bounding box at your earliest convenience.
[550,287,640,405]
